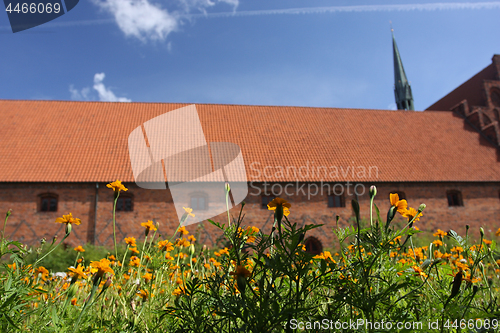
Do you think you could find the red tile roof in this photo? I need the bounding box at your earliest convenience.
[0,99,499,183]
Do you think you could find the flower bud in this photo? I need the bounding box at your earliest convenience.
[480,227,485,238]
[225,182,231,192]
[189,244,195,256]
[369,185,377,198]
[418,204,426,213]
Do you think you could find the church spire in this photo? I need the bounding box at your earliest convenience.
[392,28,414,110]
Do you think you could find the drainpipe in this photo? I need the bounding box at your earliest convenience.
[93,183,99,245]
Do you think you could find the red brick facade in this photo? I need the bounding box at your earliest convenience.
[1,181,498,250]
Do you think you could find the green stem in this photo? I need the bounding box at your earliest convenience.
[112,192,120,260]
[35,231,70,266]
[73,280,100,333]
[1,210,11,243]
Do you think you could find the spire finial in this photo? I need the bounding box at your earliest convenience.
[390,21,393,32]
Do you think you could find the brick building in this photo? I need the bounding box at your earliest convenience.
[0,55,499,252]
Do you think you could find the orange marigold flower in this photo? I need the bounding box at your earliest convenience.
[402,207,422,223]
[141,220,157,232]
[389,193,408,215]
[412,266,427,278]
[229,265,251,279]
[451,246,464,253]
[74,245,85,252]
[106,180,128,193]
[158,240,174,252]
[172,286,185,296]
[124,237,136,247]
[496,228,500,237]
[178,226,189,235]
[433,229,447,237]
[432,240,443,247]
[483,239,492,245]
[90,258,114,278]
[68,265,88,279]
[143,273,153,283]
[137,289,149,301]
[71,298,77,306]
[55,213,81,225]
[188,235,196,242]
[129,247,139,254]
[267,197,291,216]
[35,266,49,280]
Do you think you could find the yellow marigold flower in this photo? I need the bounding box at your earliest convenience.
[143,273,153,283]
[90,258,114,278]
[74,245,85,252]
[137,289,149,301]
[68,265,88,280]
[124,237,136,247]
[219,247,229,256]
[432,240,443,247]
[141,220,157,232]
[412,266,427,278]
[178,226,189,235]
[188,235,196,242]
[172,286,185,296]
[204,263,211,269]
[158,240,174,252]
[71,298,77,306]
[451,246,464,253]
[389,193,408,215]
[267,197,291,216]
[176,238,190,247]
[108,255,116,261]
[129,247,139,254]
[165,252,174,260]
[456,261,469,271]
[433,229,447,237]
[106,180,128,193]
[129,256,140,267]
[402,207,422,223]
[229,265,251,279]
[182,207,195,217]
[35,266,49,280]
[55,213,81,225]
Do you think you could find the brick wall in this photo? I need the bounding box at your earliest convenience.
[0,181,499,250]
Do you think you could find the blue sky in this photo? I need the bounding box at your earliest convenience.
[1,0,499,111]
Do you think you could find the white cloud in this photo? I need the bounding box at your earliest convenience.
[92,0,179,41]
[93,73,131,102]
[91,0,239,41]
[69,73,131,102]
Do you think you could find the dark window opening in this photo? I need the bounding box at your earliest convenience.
[328,194,345,208]
[261,195,275,209]
[190,196,207,210]
[116,196,133,211]
[447,190,463,207]
[304,237,323,255]
[40,195,58,212]
[392,191,406,200]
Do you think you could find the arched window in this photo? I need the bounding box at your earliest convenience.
[447,190,463,207]
[490,88,500,107]
[328,193,345,207]
[39,193,58,212]
[190,194,208,210]
[116,194,133,212]
[304,237,323,255]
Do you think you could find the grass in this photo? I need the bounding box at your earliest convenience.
[0,183,499,332]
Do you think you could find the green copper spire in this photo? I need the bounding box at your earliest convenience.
[392,29,414,110]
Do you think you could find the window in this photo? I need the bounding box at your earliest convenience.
[447,190,463,207]
[328,194,345,208]
[39,194,58,212]
[116,196,133,211]
[261,195,275,209]
[304,237,323,255]
[392,191,406,200]
[190,195,207,210]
